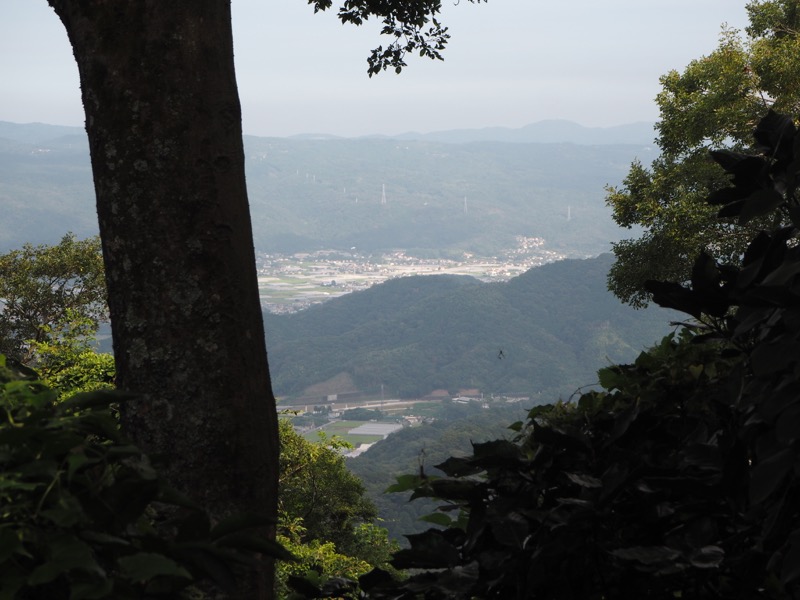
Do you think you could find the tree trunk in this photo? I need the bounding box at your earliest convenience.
[46,2,279,597]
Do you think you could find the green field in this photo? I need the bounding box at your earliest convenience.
[301,420,385,447]
[401,402,441,417]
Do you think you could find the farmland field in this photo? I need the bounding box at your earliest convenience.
[302,420,386,446]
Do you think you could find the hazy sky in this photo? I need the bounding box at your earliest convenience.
[1,0,750,137]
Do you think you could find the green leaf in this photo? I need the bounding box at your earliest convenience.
[157,484,204,511]
[40,494,86,527]
[565,472,602,488]
[781,533,800,585]
[526,404,553,420]
[385,473,425,493]
[287,574,322,598]
[118,552,192,582]
[28,535,103,585]
[0,479,41,492]
[689,545,724,569]
[79,531,131,547]
[419,512,452,527]
[0,573,25,600]
[611,546,680,565]
[751,340,800,376]
[72,413,123,443]
[69,578,114,600]
[0,528,22,562]
[603,403,640,448]
[738,189,785,224]
[753,110,796,153]
[687,363,704,379]
[66,452,91,481]
[436,456,481,477]
[210,512,275,540]
[215,532,296,561]
[750,447,795,505]
[175,510,211,542]
[425,479,480,501]
[105,444,144,457]
[789,205,800,229]
[472,439,521,462]
[58,389,136,413]
[760,257,800,286]
[170,544,237,590]
[533,421,589,451]
[392,531,460,569]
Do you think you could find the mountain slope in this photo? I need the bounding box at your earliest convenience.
[0,120,655,258]
[392,120,656,145]
[264,254,676,399]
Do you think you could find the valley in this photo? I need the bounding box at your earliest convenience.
[257,235,565,313]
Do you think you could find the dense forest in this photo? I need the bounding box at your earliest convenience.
[265,254,676,399]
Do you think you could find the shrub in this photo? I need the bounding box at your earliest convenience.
[0,356,290,599]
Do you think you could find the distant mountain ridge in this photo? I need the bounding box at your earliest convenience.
[0,121,85,146]
[0,120,656,257]
[389,120,656,145]
[0,119,656,146]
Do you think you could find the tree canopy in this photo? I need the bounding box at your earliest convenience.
[308,0,486,76]
[278,420,378,556]
[276,420,397,595]
[607,0,800,307]
[28,311,115,401]
[0,360,293,600]
[0,234,105,363]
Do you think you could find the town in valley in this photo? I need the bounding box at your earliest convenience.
[257,235,566,313]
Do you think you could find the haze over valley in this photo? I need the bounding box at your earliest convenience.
[0,119,655,261]
[1,119,659,320]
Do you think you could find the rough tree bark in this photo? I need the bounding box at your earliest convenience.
[45,2,279,597]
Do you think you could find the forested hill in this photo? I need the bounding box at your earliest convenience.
[0,120,655,257]
[264,254,677,399]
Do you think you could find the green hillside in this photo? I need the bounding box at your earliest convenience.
[0,122,654,257]
[347,402,527,542]
[244,137,654,256]
[264,254,677,399]
[0,136,96,249]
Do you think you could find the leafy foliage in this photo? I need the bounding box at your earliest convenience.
[642,110,800,592]
[607,1,800,307]
[27,311,114,400]
[348,402,528,542]
[0,234,106,362]
[278,420,379,556]
[307,0,486,76]
[276,420,398,597]
[0,357,291,599]
[278,520,394,600]
[353,332,754,598]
